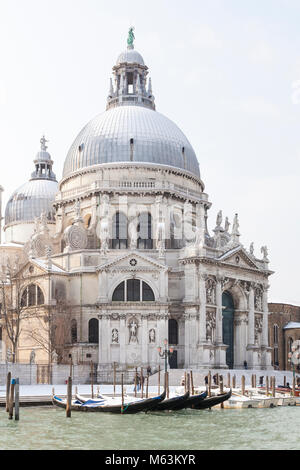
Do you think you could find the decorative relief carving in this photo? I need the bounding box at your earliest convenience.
[112,328,119,344]
[149,328,156,343]
[254,286,263,311]
[64,224,88,251]
[254,315,263,345]
[205,277,216,304]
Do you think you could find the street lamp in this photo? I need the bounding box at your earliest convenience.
[157,338,174,374]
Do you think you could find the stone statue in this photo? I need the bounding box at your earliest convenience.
[225,217,230,232]
[149,329,156,344]
[127,27,135,48]
[129,320,138,344]
[40,135,48,151]
[206,312,216,342]
[74,200,81,221]
[30,350,36,364]
[34,217,40,234]
[100,217,109,255]
[112,329,119,344]
[128,220,138,250]
[216,210,222,228]
[156,221,165,257]
[232,213,240,235]
[52,350,58,364]
[249,242,254,256]
[261,246,269,261]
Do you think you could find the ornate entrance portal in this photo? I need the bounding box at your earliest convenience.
[222,291,234,369]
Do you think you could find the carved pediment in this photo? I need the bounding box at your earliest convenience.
[217,247,259,270]
[15,258,66,279]
[97,251,168,274]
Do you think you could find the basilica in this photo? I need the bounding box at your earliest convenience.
[0,31,273,371]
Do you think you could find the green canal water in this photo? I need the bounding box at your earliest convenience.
[0,406,299,450]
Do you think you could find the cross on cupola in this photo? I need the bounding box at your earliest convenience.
[106,28,155,111]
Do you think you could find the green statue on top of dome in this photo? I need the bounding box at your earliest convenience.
[127,27,135,48]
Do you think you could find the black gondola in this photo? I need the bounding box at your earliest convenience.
[181,390,208,410]
[193,390,232,410]
[150,390,190,411]
[52,389,166,414]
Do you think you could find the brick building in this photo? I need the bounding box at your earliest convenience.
[268,303,300,371]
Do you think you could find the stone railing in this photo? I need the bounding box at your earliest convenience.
[57,179,207,203]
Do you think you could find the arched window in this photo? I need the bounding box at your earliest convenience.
[137,212,153,249]
[88,318,99,343]
[71,320,77,343]
[112,212,128,249]
[168,319,178,345]
[112,280,155,302]
[21,284,44,307]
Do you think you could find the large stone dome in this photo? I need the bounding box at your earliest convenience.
[63,105,200,179]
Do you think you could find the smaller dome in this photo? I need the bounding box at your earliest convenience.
[116,48,145,66]
[34,150,52,163]
[5,179,58,226]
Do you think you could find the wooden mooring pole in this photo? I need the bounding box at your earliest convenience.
[190,371,194,395]
[266,376,269,396]
[6,372,11,413]
[15,378,19,421]
[219,375,224,409]
[241,375,245,395]
[9,379,16,420]
[141,368,144,399]
[166,372,169,399]
[208,371,211,397]
[158,365,161,395]
[113,363,116,397]
[146,375,149,399]
[66,376,72,418]
[272,376,276,397]
[90,361,94,399]
[292,376,296,397]
[134,367,137,398]
[121,374,124,414]
[232,374,236,389]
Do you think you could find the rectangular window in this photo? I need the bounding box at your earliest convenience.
[127,279,140,301]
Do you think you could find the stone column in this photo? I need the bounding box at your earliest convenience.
[248,285,255,346]
[215,277,223,344]
[98,314,102,365]
[119,314,126,365]
[199,273,207,342]
[262,286,269,347]
[141,314,148,366]
[100,314,110,365]
[97,270,108,303]
[184,312,190,368]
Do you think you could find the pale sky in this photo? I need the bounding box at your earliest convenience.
[0,0,299,304]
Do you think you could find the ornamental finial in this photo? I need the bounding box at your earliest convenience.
[40,135,48,151]
[127,27,135,49]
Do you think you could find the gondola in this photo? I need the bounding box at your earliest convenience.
[193,390,232,410]
[150,390,190,411]
[182,390,208,410]
[52,389,166,414]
